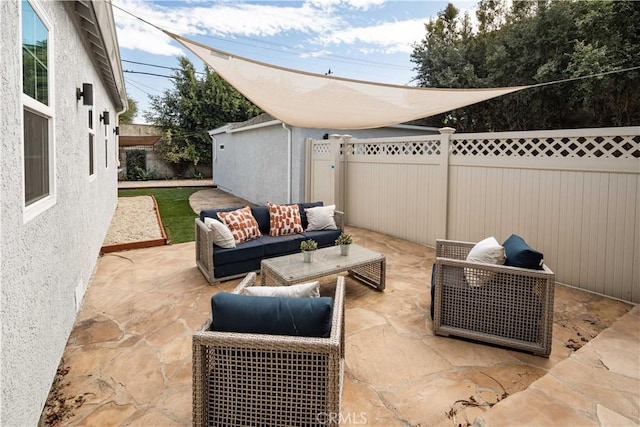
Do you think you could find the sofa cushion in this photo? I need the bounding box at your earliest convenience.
[204,217,236,248]
[242,281,320,298]
[302,229,342,247]
[260,234,306,257]
[213,237,265,265]
[503,234,544,270]
[268,202,304,236]
[211,293,333,337]
[218,206,262,244]
[200,206,240,222]
[213,258,262,279]
[250,206,271,235]
[305,204,337,231]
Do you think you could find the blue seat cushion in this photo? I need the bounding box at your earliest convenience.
[213,238,265,265]
[213,258,262,279]
[502,234,544,270]
[303,229,342,247]
[211,293,334,337]
[260,234,306,256]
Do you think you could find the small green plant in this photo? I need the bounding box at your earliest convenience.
[129,166,158,181]
[191,169,204,180]
[300,239,318,251]
[335,232,352,245]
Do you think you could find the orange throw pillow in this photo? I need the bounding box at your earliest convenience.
[217,206,262,244]
[268,203,304,236]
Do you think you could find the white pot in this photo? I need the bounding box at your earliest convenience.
[303,251,314,263]
[340,245,350,256]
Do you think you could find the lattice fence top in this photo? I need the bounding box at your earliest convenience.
[346,140,441,156]
[313,142,331,156]
[452,135,640,159]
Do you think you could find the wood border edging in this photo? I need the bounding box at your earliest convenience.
[100,195,168,254]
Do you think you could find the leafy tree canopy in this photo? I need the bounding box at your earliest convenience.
[410,0,640,131]
[144,57,262,175]
[119,97,138,124]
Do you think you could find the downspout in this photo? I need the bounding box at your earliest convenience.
[282,123,292,203]
[209,133,217,184]
[209,132,218,162]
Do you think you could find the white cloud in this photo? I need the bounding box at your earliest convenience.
[113,0,465,59]
[314,18,428,54]
[307,0,385,11]
[113,0,342,56]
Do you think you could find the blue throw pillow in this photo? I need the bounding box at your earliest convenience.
[211,292,333,338]
[502,234,544,270]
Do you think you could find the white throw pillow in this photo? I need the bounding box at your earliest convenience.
[243,281,320,298]
[464,236,505,287]
[305,205,337,231]
[204,217,236,249]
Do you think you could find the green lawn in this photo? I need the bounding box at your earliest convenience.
[118,187,202,244]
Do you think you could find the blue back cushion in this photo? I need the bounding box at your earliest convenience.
[199,206,240,222]
[250,206,270,234]
[502,234,544,270]
[211,292,333,338]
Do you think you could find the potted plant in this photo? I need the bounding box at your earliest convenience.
[300,239,318,263]
[335,232,352,256]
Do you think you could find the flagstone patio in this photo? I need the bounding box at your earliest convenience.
[40,188,638,426]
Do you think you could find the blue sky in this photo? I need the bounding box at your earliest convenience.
[113,0,478,122]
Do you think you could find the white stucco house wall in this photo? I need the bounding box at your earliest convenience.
[0,1,126,424]
[209,113,437,205]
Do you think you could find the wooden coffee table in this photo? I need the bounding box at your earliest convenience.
[260,244,385,291]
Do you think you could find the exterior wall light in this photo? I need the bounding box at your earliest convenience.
[100,111,110,125]
[113,126,119,135]
[76,83,93,106]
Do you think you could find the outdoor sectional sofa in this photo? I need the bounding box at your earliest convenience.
[195,202,343,284]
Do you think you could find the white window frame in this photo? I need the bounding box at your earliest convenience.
[21,0,56,223]
[89,109,96,180]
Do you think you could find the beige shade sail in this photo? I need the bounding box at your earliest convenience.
[166,31,531,130]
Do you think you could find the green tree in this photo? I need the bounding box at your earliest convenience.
[119,97,138,124]
[410,0,640,131]
[145,57,262,176]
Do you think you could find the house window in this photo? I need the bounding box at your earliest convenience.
[89,134,95,176]
[104,126,108,168]
[22,0,55,219]
[89,109,95,177]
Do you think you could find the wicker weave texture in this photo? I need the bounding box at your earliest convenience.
[433,239,555,357]
[193,273,345,426]
[261,244,385,291]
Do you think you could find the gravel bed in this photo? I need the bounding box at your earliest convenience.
[103,196,163,246]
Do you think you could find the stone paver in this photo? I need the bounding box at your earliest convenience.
[41,188,637,426]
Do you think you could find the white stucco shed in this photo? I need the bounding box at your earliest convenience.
[209,114,437,205]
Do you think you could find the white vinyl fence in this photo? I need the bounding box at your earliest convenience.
[307,127,640,303]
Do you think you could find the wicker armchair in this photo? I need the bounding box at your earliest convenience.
[433,239,555,357]
[193,272,345,426]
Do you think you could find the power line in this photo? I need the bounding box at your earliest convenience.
[122,59,207,76]
[124,69,173,79]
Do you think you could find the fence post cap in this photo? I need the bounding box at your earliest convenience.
[438,127,457,134]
